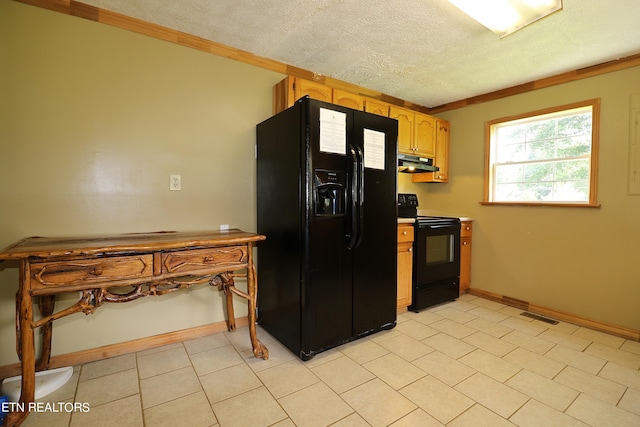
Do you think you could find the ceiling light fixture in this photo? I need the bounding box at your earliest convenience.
[448,0,563,38]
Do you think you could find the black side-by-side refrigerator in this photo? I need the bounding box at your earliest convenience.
[256,96,398,360]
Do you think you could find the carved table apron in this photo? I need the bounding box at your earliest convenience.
[0,230,268,427]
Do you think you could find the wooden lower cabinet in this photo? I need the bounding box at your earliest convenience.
[397,224,414,309]
[460,221,472,292]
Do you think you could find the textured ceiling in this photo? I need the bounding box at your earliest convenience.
[82,0,640,108]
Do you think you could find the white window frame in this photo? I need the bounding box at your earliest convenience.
[483,99,601,207]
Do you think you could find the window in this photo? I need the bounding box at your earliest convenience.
[483,99,600,207]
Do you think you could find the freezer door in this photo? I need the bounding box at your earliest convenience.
[302,99,354,356]
[351,110,399,336]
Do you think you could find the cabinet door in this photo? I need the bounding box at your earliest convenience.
[364,99,390,116]
[390,106,414,155]
[334,89,363,110]
[397,241,413,308]
[411,119,450,183]
[397,224,414,243]
[460,237,471,291]
[295,79,332,103]
[413,112,436,158]
[459,221,472,292]
[433,120,450,182]
[273,77,293,114]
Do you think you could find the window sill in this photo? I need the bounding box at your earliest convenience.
[480,201,601,208]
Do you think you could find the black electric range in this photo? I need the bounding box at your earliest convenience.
[398,194,461,311]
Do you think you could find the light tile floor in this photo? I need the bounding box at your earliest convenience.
[16,293,640,427]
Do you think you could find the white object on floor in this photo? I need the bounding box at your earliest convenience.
[1,366,73,402]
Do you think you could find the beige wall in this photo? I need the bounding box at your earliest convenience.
[0,1,283,365]
[430,67,640,331]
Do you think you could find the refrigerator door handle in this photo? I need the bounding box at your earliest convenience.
[347,145,359,250]
[354,145,365,248]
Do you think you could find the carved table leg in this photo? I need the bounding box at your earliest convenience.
[212,249,269,360]
[36,295,55,371]
[247,247,268,360]
[211,273,237,332]
[14,292,21,362]
[6,261,36,427]
[222,273,236,332]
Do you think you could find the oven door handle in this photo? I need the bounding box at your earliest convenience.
[424,224,458,230]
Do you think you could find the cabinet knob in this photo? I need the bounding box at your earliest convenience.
[463,241,468,246]
[465,226,471,231]
[403,231,407,235]
[408,248,412,252]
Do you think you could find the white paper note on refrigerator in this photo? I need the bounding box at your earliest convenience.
[319,108,347,155]
[364,129,385,170]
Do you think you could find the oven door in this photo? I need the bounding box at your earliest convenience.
[414,222,461,286]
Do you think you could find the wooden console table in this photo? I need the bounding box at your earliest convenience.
[0,229,268,427]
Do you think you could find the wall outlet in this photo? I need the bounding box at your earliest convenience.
[220,224,229,231]
[170,174,181,191]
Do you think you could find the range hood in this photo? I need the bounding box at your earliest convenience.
[398,153,439,173]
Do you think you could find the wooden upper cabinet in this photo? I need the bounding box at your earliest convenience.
[295,78,332,103]
[391,107,436,159]
[274,77,365,113]
[333,89,363,110]
[272,77,450,183]
[273,77,332,113]
[412,118,450,183]
[413,112,436,158]
[389,106,414,155]
[432,120,450,182]
[364,99,390,116]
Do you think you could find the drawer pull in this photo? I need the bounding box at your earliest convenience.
[403,231,407,235]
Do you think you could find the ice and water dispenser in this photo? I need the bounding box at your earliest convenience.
[314,170,346,216]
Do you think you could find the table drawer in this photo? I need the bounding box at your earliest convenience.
[162,246,248,274]
[31,255,153,287]
[398,225,414,243]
